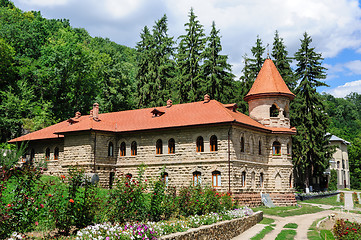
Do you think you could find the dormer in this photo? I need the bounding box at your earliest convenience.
[151,108,165,117]
[244,59,295,128]
[224,103,238,112]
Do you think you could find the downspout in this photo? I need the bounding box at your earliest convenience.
[228,127,232,193]
[93,130,97,173]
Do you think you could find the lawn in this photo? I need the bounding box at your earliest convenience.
[275,229,296,240]
[252,204,324,217]
[307,217,335,240]
[301,195,343,206]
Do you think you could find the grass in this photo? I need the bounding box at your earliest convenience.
[260,217,275,225]
[250,225,274,240]
[307,217,335,240]
[301,195,343,206]
[283,223,298,229]
[252,204,324,217]
[275,229,296,240]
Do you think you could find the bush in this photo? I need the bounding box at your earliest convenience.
[329,169,338,191]
[353,192,359,204]
[333,219,361,239]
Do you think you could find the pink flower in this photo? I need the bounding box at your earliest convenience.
[40,204,44,208]
[35,221,38,226]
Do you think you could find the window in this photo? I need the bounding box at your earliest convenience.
[131,141,137,156]
[193,171,201,186]
[54,147,59,160]
[258,140,262,155]
[240,137,245,152]
[241,171,246,187]
[156,139,163,154]
[289,174,293,188]
[168,138,175,154]
[210,135,218,152]
[287,143,290,155]
[30,149,35,162]
[251,172,255,188]
[108,142,114,157]
[272,141,281,155]
[196,136,204,152]
[337,161,340,168]
[260,173,264,188]
[120,142,126,156]
[212,171,221,187]
[162,172,169,186]
[45,148,50,161]
[270,104,279,117]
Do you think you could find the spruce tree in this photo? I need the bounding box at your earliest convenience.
[135,26,153,108]
[176,8,206,103]
[151,15,176,107]
[202,21,234,103]
[271,31,296,91]
[249,35,265,79]
[291,32,333,191]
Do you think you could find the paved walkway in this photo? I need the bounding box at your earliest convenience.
[232,192,357,240]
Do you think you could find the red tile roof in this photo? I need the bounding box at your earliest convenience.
[244,59,295,101]
[8,100,296,143]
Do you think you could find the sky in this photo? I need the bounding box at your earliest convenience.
[12,0,361,98]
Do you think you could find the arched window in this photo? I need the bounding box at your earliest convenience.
[54,147,59,160]
[210,135,218,152]
[260,173,264,188]
[289,174,293,188]
[131,141,137,156]
[120,142,126,156]
[193,171,201,186]
[337,161,340,168]
[162,172,169,186]
[196,136,204,152]
[272,141,281,155]
[45,148,50,160]
[287,143,290,155]
[168,138,175,154]
[251,172,255,188]
[212,171,221,187]
[156,139,163,154]
[108,142,114,157]
[242,171,246,187]
[240,137,245,152]
[270,104,279,117]
[258,140,262,155]
[30,149,35,162]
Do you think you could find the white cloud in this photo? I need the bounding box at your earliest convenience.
[344,60,361,75]
[18,0,69,7]
[327,80,361,98]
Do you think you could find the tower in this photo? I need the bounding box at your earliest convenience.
[244,59,295,128]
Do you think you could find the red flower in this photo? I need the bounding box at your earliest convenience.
[7,204,11,207]
[40,204,44,208]
[61,175,66,179]
[69,199,74,203]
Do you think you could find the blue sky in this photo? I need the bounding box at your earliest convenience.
[12,0,361,98]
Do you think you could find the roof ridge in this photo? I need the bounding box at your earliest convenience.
[213,100,237,121]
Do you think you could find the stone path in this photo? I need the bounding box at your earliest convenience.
[232,192,357,240]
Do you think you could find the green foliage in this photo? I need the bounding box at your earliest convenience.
[291,32,332,190]
[349,136,361,189]
[176,8,206,103]
[333,219,361,240]
[329,169,338,191]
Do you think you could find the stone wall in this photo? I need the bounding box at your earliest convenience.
[160,211,263,240]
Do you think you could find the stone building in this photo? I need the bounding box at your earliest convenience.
[328,135,350,189]
[9,59,297,206]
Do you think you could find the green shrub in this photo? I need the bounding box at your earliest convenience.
[329,169,338,191]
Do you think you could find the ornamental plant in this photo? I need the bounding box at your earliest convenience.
[353,192,359,205]
[47,166,98,235]
[333,219,361,240]
[109,164,148,223]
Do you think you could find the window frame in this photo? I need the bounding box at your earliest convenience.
[54,147,59,160]
[168,138,175,154]
[212,171,221,187]
[156,139,163,155]
[196,136,204,152]
[45,147,50,161]
[210,135,218,152]
[241,171,246,187]
[131,141,137,156]
[272,141,281,156]
[120,142,126,156]
[193,171,201,186]
[240,136,245,152]
[108,142,114,157]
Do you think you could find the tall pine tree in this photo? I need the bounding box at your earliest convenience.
[291,32,333,191]
[202,21,234,103]
[271,31,296,91]
[176,8,206,103]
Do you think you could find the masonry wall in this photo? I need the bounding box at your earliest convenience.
[329,141,350,189]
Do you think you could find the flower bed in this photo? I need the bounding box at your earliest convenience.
[333,219,361,239]
[74,207,255,239]
[295,191,339,201]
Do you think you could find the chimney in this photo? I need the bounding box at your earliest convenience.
[89,110,93,118]
[204,94,210,103]
[93,103,99,121]
[75,111,81,119]
[166,99,173,108]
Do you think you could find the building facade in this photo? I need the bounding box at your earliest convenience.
[9,59,297,206]
[328,135,350,189]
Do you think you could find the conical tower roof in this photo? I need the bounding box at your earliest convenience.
[244,59,295,101]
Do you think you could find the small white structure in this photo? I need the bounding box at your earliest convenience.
[329,135,350,189]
